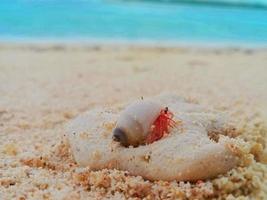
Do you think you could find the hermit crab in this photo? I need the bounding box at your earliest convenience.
[113,100,176,147]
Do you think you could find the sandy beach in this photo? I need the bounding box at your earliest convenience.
[0,43,267,199]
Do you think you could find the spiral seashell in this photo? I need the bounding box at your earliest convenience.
[113,100,162,147]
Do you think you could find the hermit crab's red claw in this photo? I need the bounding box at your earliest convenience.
[146,107,176,144]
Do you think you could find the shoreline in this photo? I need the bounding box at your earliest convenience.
[1,37,267,49]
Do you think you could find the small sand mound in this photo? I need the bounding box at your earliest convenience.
[67,94,243,181]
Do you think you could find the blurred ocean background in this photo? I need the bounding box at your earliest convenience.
[1,0,267,45]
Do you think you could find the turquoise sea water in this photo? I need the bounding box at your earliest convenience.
[1,0,267,45]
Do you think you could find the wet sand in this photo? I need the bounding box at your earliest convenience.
[0,43,266,199]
